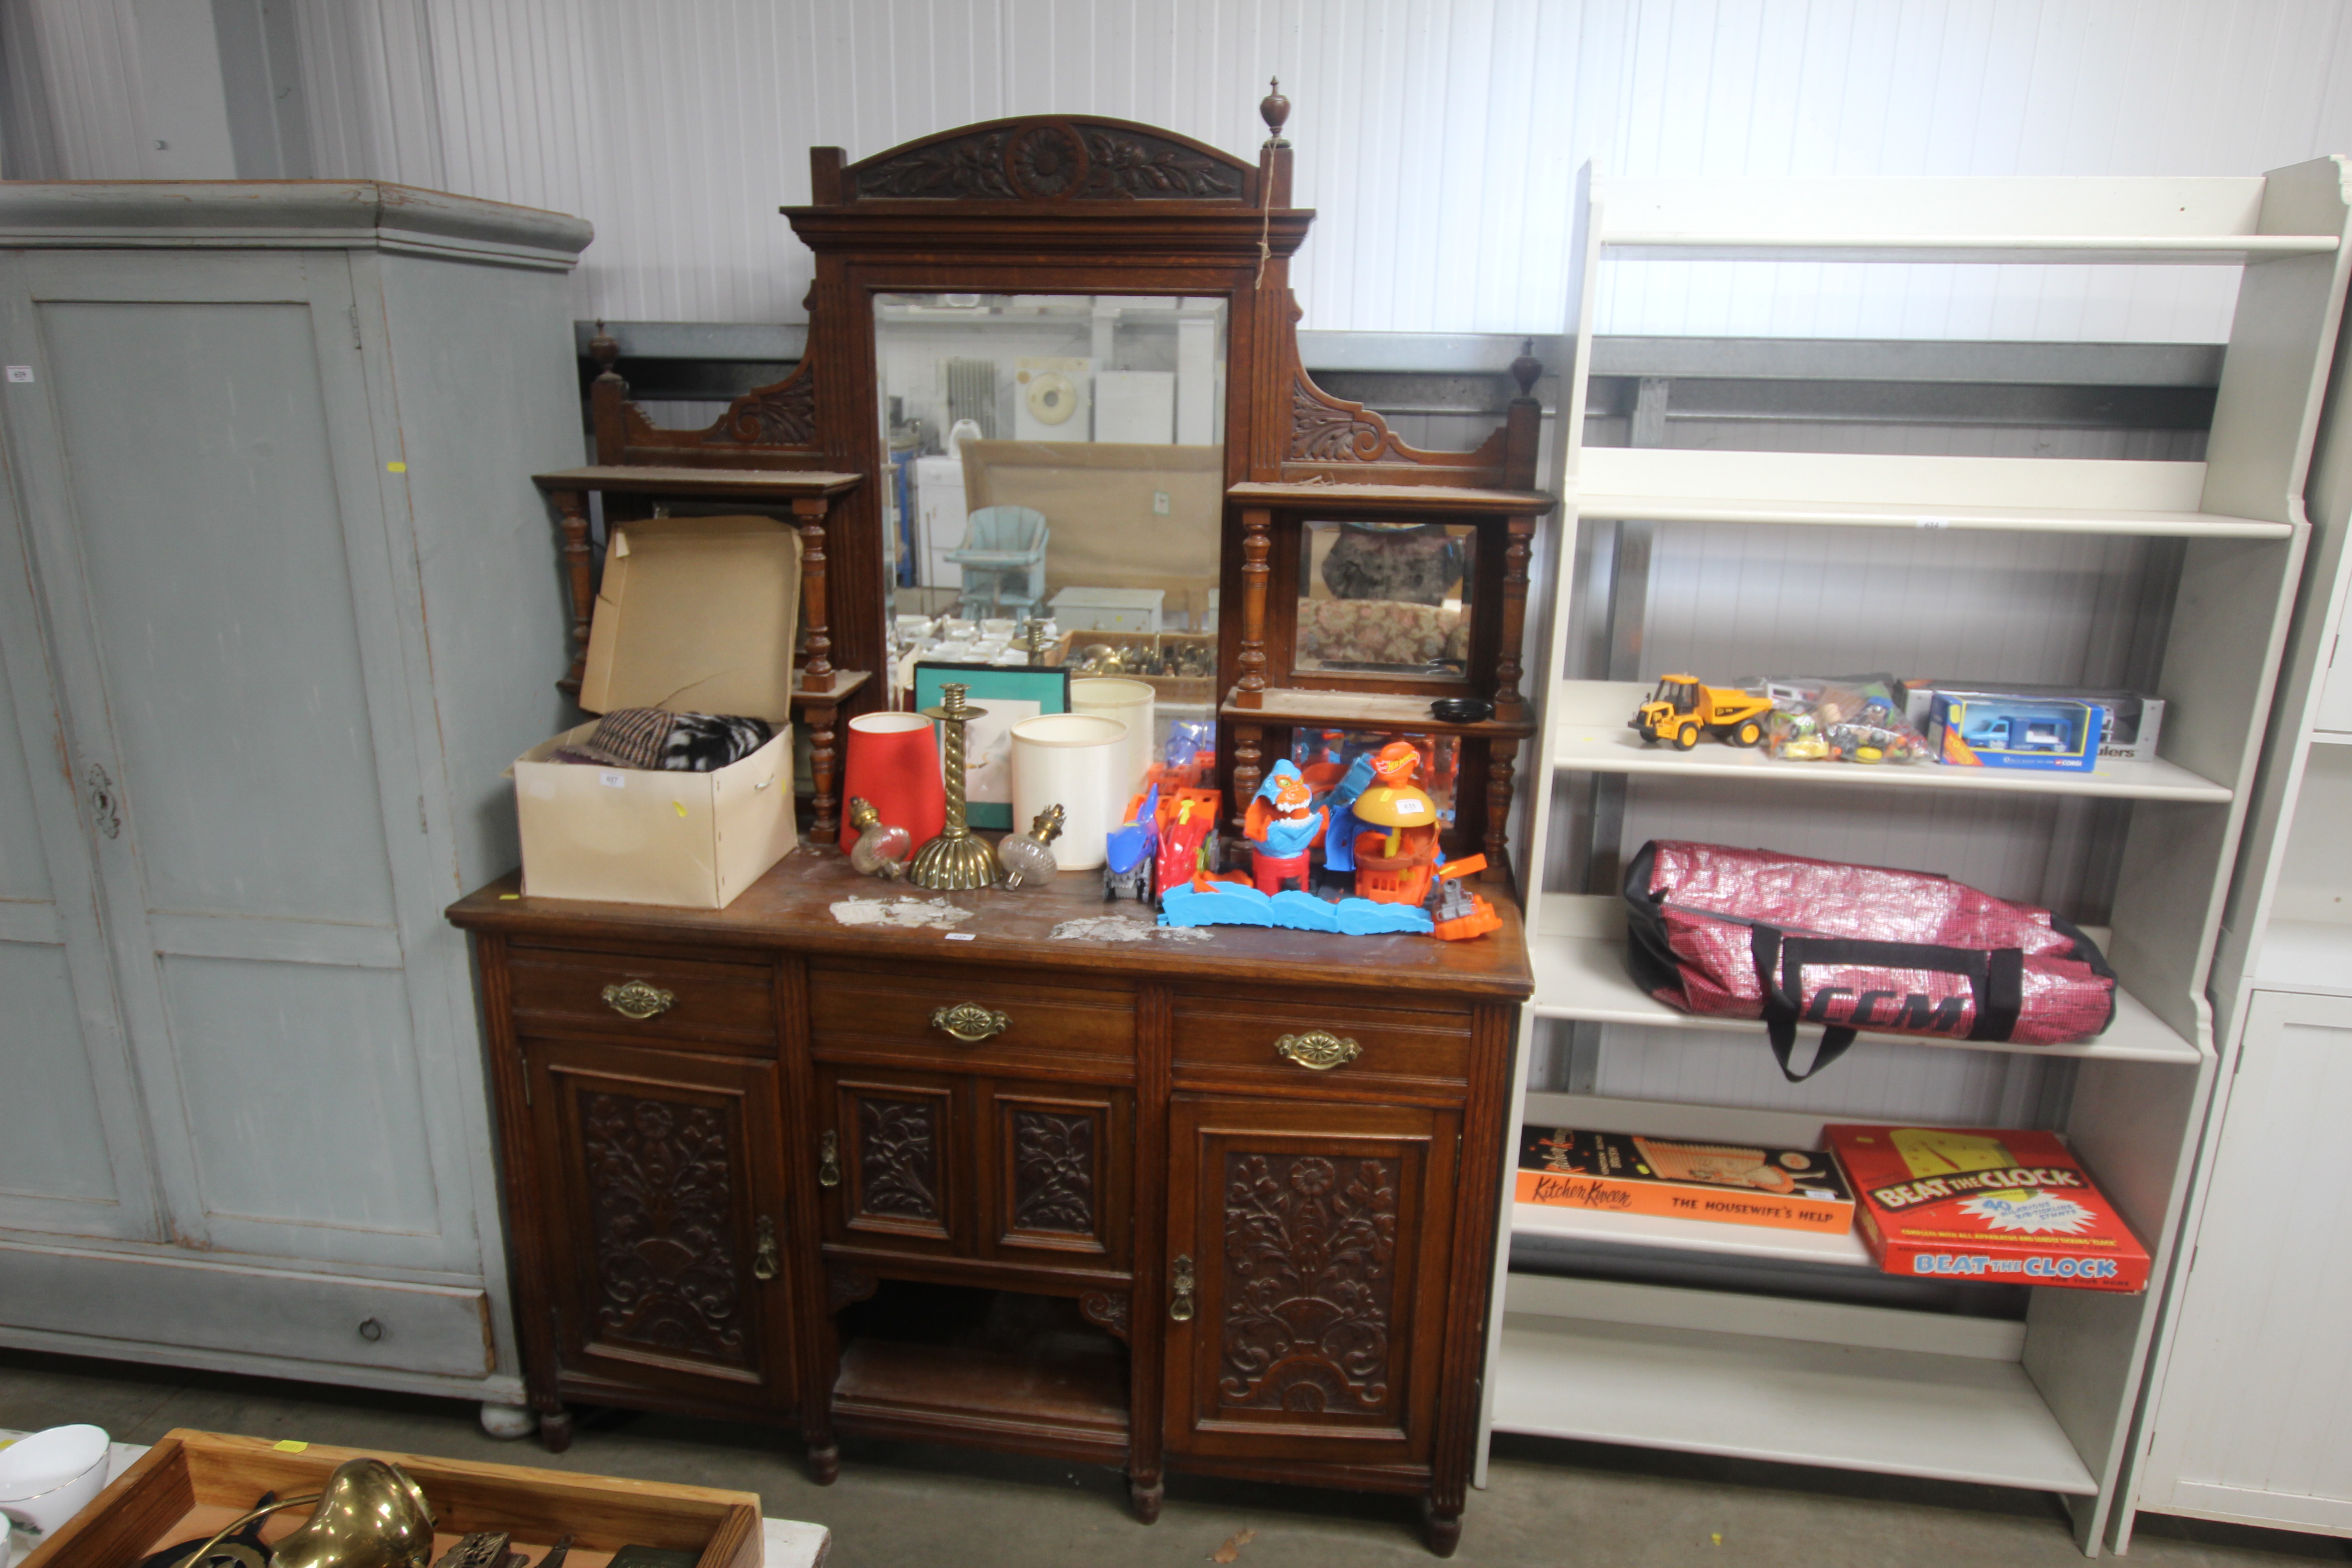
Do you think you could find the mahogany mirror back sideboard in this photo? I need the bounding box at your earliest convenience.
[451,92,1543,1556]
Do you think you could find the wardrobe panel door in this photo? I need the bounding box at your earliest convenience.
[2143,992,2352,1515]
[0,250,456,1270]
[0,436,155,1240]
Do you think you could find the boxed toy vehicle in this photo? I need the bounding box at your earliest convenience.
[1825,1124,2150,1291]
[1924,692,2104,772]
[1903,680,2162,763]
[1517,1126,1855,1234]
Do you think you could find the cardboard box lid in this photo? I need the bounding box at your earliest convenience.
[579,515,801,720]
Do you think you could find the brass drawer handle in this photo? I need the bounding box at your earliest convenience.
[931,1002,1009,1043]
[602,980,675,1020]
[1275,1030,1361,1071]
[1169,1254,1196,1322]
[818,1130,841,1188]
[753,1215,779,1281]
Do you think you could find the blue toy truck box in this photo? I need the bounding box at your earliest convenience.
[1927,693,2104,772]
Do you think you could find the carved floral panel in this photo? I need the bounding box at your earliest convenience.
[853,122,1244,202]
[1009,1108,1098,1236]
[1218,1152,1399,1415]
[855,1095,941,1224]
[579,1091,747,1362]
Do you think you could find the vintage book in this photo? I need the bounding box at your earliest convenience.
[1825,1124,2151,1292]
[1515,1126,1856,1234]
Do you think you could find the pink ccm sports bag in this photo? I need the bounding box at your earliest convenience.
[1624,840,2117,1081]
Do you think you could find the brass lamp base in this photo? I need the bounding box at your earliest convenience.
[908,829,1001,890]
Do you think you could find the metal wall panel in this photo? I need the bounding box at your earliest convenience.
[192,0,2352,336]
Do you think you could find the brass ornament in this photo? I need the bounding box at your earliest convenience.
[1169,1253,1196,1322]
[601,980,675,1020]
[931,1002,1011,1043]
[1274,1030,1362,1071]
[907,683,1003,890]
[818,1129,841,1188]
[175,1459,434,1568]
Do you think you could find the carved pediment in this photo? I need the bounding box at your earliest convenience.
[617,358,820,456]
[848,116,1253,203]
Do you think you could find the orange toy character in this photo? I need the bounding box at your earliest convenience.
[1244,760,1328,895]
[1350,741,1442,904]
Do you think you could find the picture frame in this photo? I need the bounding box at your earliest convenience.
[912,662,1073,830]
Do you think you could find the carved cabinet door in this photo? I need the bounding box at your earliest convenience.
[1161,1094,1460,1467]
[525,1037,798,1414]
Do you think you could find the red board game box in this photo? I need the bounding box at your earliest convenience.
[1824,1124,2150,1292]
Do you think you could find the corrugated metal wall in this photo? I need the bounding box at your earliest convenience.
[10,1,2351,336]
[414,0,2352,339]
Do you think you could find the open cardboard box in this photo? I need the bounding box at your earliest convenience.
[21,1429,761,1568]
[512,516,799,908]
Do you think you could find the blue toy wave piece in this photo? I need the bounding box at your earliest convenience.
[1157,881,1276,928]
[1267,890,1342,932]
[1335,897,1435,936]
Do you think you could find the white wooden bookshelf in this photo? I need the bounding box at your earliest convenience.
[2117,159,2352,1549]
[1482,160,2352,1558]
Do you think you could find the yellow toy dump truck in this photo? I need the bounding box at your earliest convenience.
[1631,675,1773,750]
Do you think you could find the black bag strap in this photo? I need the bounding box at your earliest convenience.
[1750,925,1858,1082]
[1749,927,2027,1082]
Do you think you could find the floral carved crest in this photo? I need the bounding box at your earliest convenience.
[852,118,1248,202]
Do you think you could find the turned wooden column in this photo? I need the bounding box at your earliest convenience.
[792,495,835,696]
[1482,740,1517,884]
[552,488,593,698]
[1232,724,1265,829]
[1234,506,1272,708]
[802,697,842,847]
[1494,514,1534,725]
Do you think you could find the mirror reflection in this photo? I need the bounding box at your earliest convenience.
[1295,519,1476,681]
[877,294,1228,718]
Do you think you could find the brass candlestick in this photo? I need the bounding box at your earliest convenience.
[908,683,1003,890]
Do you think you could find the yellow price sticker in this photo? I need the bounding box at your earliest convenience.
[273,1440,309,1453]
[386,461,408,473]
[673,801,687,817]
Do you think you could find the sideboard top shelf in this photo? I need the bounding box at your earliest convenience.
[450,851,1534,1000]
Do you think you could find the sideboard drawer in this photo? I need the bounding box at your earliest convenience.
[809,963,1135,1073]
[1172,992,1474,1098]
[507,943,778,1050]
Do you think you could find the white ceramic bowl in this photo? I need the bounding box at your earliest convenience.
[0,1425,109,1546]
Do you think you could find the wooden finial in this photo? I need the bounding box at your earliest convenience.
[588,319,621,383]
[1260,77,1291,148]
[1511,338,1542,398]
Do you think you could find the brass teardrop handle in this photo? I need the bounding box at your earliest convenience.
[931,1002,1010,1042]
[1274,1030,1361,1071]
[753,1215,779,1280]
[602,980,675,1020]
[1169,1253,1196,1322]
[818,1130,841,1188]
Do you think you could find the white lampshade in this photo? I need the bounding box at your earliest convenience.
[1009,713,1127,871]
[1070,677,1156,800]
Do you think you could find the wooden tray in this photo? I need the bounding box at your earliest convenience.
[22,1431,761,1568]
[1048,628,1215,705]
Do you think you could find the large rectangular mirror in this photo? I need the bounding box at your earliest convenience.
[875,294,1228,684]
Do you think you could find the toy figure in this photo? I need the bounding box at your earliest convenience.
[1155,790,1223,904]
[1426,855,1502,941]
[1349,741,1443,904]
[1103,784,1158,902]
[1244,760,1327,896]
[1313,750,1378,897]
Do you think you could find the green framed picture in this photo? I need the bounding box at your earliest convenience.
[911,662,1072,831]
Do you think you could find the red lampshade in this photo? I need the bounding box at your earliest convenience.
[841,711,946,853]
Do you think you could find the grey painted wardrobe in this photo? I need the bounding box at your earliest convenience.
[0,184,589,1418]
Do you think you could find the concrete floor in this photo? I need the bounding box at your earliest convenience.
[3,1348,2343,1567]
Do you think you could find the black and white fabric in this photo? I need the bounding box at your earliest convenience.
[557,708,775,773]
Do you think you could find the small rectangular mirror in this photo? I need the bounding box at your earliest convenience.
[1294,520,1476,681]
